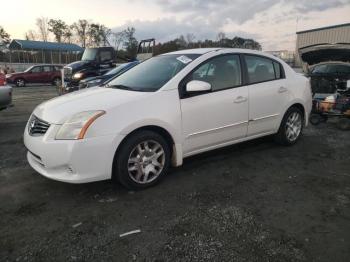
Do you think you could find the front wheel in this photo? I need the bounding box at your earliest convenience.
[113,131,171,190]
[275,107,304,146]
[15,78,25,87]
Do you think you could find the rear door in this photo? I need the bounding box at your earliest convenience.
[244,55,290,136]
[42,66,53,83]
[180,54,249,156]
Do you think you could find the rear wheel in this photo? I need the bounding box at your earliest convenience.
[15,78,25,87]
[275,107,304,146]
[337,118,350,131]
[114,130,171,190]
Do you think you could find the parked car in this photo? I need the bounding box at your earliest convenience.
[24,48,312,189]
[0,73,12,111]
[299,43,350,94]
[64,61,140,93]
[309,62,350,94]
[6,65,63,87]
[62,39,155,91]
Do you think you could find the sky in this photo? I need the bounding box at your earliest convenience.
[0,0,349,51]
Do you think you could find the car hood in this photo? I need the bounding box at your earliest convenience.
[81,75,107,83]
[300,44,350,65]
[6,72,24,77]
[33,87,151,124]
[65,60,92,71]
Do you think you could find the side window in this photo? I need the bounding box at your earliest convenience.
[99,51,112,62]
[245,55,276,84]
[43,66,51,72]
[31,67,41,73]
[190,55,242,91]
[328,65,350,74]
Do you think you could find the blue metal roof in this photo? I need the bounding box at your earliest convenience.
[9,39,84,52]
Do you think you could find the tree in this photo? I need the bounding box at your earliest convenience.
[111,31,126,52]
[72,19,89,47]
[48,19,68,42]
[232,36,261,50]
[25,30,37,41]
[63,26,73,43]
[0,26,11,45]
[100,25,111,46]
[87,23,111,47]
[217,32,226,45]
[36,17,50,41]
[176,35,187,48]
[87,23,101,46]
[186,33,196,47]
[123,27,138,58]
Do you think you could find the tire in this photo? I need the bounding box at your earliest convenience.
[274,107,304,146]
[309,114,322,125]
[52,77,62,87]
[113,130,171,190]
[15,78,25,87]
[336,118,350,131]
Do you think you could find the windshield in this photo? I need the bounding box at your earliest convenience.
[106,54,199,92]
[82,48,98,61]
[105,62,136,76]
[312,65,328,74]
[24,66,34,72]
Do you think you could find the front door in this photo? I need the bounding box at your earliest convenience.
[26,66,43,83]
[180,54,249,156]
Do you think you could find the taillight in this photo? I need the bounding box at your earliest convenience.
[0,74,5,86]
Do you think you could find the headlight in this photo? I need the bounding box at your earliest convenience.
[55,111,105,140]
[5,74,11,78]
[73,72,84,79]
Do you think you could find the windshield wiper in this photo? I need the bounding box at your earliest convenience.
[106,84,134,91]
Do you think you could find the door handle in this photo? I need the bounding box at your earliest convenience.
[278,86,288,93]
[234,96,247,103]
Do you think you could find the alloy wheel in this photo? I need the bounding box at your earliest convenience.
[16,79,25,87]
[127,140,165,184]
[285,112,302,142]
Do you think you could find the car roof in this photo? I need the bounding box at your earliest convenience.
[32,64,63,67]
[163,48,280,60]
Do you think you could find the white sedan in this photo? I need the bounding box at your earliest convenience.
[24,48,312,189]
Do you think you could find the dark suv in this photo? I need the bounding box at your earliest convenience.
[309,62,350,94]
[6,65,63,87]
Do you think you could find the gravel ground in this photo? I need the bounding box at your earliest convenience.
[0,86,349,262]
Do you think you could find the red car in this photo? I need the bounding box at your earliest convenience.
[6,65,63,87]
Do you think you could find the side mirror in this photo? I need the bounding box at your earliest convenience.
[186,80,211,93]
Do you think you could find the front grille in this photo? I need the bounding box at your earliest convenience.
[28,115,50,136]
[64,67,73,80]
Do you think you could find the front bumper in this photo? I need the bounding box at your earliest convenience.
[24,121,125,183]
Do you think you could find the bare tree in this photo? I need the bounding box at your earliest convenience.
[186,33,196,47]
[25,30,37,41]
[112,31,126,51]
[36,17,50,41]
[217,32,226,45]
[72,20,89,47]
